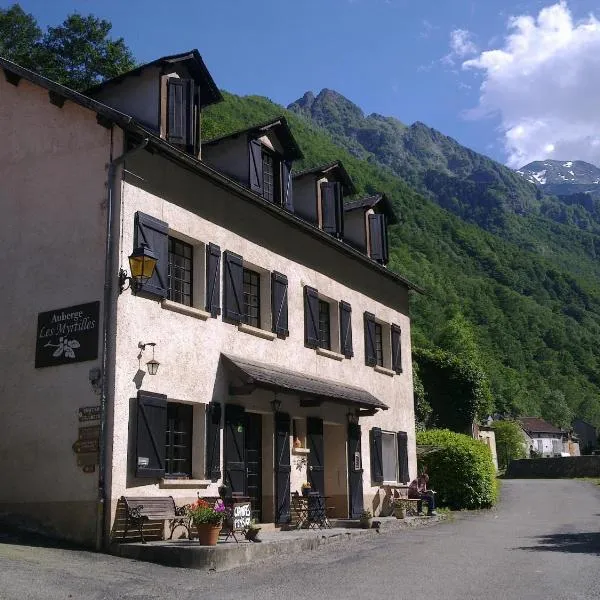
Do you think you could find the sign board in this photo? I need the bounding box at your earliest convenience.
[78,406,101,422]
[72,439,99,454]
[35,301,100,368]
[78,425,100,441]
[232,502,252,531]
[77,452,99,467]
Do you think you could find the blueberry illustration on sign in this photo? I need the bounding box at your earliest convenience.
[35,302,100,368]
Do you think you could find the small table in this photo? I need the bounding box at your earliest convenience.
[291,493,332,529]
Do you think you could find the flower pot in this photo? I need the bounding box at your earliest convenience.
[394,503,406,520]
[196,523,221,546]
[244,527,261,542]
[359,517,373,529]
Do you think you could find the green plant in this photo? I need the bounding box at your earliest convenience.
[491,420,526,469]
[186,498,226,526]
[359,509,372,519]
[417,429,498,510]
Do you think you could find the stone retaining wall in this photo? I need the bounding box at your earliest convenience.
[506,456,600,478]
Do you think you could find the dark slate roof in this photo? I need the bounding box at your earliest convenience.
[222,354,388,411]
[0,56,423,294]
[203,116,303,161]
[86,50,223,108]
[519,417,564,435]
[344,194,398,225]
[292,161,356,196]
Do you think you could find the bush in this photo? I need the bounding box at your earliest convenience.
[417,429,498,509]
[491,420,526,469]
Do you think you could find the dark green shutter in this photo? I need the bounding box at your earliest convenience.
[271,271,289,337]
[321,182,344,238]
[275,412,291,523]
[348,422,364,518]
[249,139,263,194]
[369,213,389,264]
[167,78,194,147]
[397,431,409,483]
[364,312,377,366]
[281,161,294,212]
[304,286,319,348]
[224,404,246,494]
[134,211,168,299]
[340,301,353,358]
[307,417,325,495]
[205,402,221,481]
[370,427,384,485]
[223,250,244,323]
[136,391,167,478]
[205,243,221,317]
[391,324,402,374]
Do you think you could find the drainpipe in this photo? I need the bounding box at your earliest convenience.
[96,135,149,552]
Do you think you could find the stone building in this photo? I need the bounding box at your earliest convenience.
[0,50,421,547]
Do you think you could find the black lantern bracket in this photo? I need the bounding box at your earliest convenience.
[138,341,160,376]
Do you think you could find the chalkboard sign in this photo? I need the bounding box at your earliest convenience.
[232,502,251,531]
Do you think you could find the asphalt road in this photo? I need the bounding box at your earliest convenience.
[1,479,599,600]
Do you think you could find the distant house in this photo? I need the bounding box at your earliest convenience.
[519,417,568,457]
[572,419,597,455]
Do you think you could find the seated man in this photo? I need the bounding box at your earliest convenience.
[408,468,436,516]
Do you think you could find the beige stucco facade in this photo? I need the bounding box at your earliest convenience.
[0,56,418,547]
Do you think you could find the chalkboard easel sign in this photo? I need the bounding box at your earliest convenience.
[232,502,252,531]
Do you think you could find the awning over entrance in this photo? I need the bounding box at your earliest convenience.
[222,354,388,412]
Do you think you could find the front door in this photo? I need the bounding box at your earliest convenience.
[347,422,364,518]
[307,417,325,495]
[275,412,291,524]
[245,412,262,521]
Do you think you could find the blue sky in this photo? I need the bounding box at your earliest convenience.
[6,0,600,166]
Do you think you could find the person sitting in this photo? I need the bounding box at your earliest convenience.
[408,468,436,516]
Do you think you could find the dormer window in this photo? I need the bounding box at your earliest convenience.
[166,77,197,152]
[261,150,280,204]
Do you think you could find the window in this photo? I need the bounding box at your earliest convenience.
[374,322,384,367]
[243,268,261,328]
[168,237,193,306]
[165,403,193,477]
[262,151,280,204]
[382,431,398,482]
[318,300,331,350]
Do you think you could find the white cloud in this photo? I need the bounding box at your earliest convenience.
[463,2,600,167]
[450,29,478,57]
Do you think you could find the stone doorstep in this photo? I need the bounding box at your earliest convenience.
[110,514,447,572]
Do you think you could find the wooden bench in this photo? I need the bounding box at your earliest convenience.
[121,496,190,543]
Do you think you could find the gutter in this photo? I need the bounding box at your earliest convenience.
[96,136,149,552]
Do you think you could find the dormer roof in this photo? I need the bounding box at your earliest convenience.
[344,193,399,225]
[293,160,356,196]
[86,49,222,108]
[203,116,303,161]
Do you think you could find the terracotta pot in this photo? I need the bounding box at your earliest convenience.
[394,503,406,520]
[359,517,373,529]
[196,523,221,546]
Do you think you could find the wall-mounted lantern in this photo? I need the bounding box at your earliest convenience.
[139,342,160,375]
[119,243,157,293]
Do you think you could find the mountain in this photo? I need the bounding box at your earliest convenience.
[517,159,600,197]
[203,90,600,430]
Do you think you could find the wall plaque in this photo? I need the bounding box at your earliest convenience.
[35,301,100,368]
[78,406,101,422]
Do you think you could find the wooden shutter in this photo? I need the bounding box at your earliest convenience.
[339,301,353,358]
[249,139,263,194]
[167,78,194,146]
[223,250,244,322]
[134,211,168,298]
[369,213,389,264]
[205,243,221,317]
[397,431,409,484]
[281,161,294,212]
[369,427,384,485]
[204,402,222,480]
[136,391,167,478]
[271,271,289,337]
[364,312,377,366]
[348,422,364,518]
[304,286,319,348]
[321,182,343,237]
[307,417,325,495]
[224,404,246,494]
[275,412,291,523]
[391,324,402,374]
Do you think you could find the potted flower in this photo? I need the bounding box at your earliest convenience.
[394,499,406,520]
[359,509,373,529]
[244,519,262,542]
[301,482,312,497]
[187,498,227,546]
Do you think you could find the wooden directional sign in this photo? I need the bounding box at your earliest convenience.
[72,439,99,454]
[78,406,101,422]
[78,425,100,441]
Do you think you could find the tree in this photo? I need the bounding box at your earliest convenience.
[491,420,526,470]
[0,4,42,70]
[0,4,135,90]
[541,389,573,430]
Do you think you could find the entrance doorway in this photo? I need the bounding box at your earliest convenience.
[245,412,262,521]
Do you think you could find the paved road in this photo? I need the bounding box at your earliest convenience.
[1,479,599,600]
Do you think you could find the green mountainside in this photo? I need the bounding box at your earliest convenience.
[203,91,600,429]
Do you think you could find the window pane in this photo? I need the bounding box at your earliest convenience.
[168,237,193,306]
[165,403,193,477]
[318,300,331,350]
[243,268,261,328]
[375,323,384,366]
[382,432,397,482]
[262,152,274,203]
